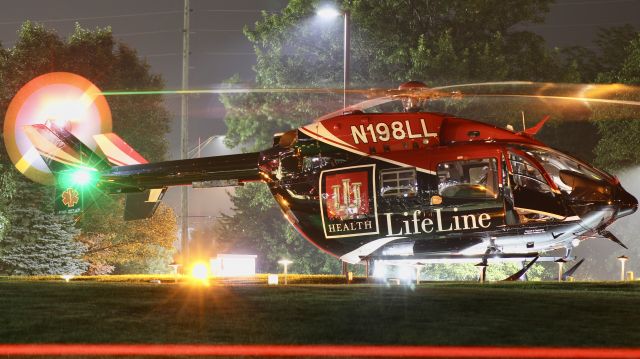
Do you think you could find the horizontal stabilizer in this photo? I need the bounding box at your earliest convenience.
[124,188,167,220]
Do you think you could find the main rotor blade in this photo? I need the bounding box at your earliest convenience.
[433,81,537,90]
[463,94,640,108]
[100,87,374,96]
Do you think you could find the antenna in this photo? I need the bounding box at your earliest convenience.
[521,111,526,131]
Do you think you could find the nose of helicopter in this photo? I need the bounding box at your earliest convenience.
[615,184,638,219]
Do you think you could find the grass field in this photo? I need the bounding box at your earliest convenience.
[0,278,639,348]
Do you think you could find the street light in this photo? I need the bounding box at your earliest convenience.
[316,4,350,108]
[278,259,293,285]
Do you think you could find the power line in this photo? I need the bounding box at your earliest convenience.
[198,9,262,13]
[205,52,254,56]
[192,29,244,33]
[551,0,640,6]
[114,30,181,37]
[525,21,637,28]
[0,10,181,26]
[144,52,180,58]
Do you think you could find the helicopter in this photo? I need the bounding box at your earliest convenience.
[5,73,638,280]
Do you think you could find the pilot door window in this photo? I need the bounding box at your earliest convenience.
[507,152,567,222]
[508,153,552,193]
[436,158,498,199]
[380,168,417,197]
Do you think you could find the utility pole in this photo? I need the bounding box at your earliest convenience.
[343,9,350,108]
[180,0,190,268]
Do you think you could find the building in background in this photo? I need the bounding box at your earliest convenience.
[210,254,257,277]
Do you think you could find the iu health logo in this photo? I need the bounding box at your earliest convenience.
[320,165,379,239]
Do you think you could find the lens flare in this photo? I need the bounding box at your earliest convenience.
[3,72,112,185]
[190,262,210,285]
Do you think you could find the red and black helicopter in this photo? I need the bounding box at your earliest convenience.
[6,74,638,279]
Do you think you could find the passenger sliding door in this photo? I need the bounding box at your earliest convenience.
[431,156,506,234]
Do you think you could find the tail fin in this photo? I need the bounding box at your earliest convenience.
[24,123,110,173]
[24,124,166,219]
[92,133,168,219]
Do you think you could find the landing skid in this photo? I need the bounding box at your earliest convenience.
[370,253,575,265]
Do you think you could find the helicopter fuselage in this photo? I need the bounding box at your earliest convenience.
[258,112,637,264]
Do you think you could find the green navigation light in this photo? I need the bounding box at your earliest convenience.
[71,169,96,186]
[59,168,98,187]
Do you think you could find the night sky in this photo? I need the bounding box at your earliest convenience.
[1,0,639,220]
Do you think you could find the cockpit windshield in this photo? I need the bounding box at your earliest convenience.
[510,145,612,192]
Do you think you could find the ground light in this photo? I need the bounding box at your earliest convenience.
[278,259,293,285]
[555,258,567,282]
[60,274,74,283]
[190,262,210,286]
[617,255,629,281]
[168,261,181,283]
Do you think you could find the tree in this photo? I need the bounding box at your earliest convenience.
[0,22,176,274]
[220,0,563,274]
[0,179,87,275]
[78,200,177,274]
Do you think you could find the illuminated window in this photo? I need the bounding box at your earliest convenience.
[437,158,498,199]
[380,168,417,197]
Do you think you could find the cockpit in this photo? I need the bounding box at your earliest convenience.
[505,144,620,222]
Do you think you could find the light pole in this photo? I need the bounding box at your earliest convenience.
[278,259,293,285]
[316,5,350,108]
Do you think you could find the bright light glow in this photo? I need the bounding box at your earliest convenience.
[398,265,414,282]
[190,262,210,284]
[4,72,112,185]
[71,169,96,186]
[316,5,341,19]
[278,259,293,266]
[372,261,387,279]
[61,274,74,282]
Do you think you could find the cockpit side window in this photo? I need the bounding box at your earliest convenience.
[518,147,605,193]
[508,152,552,193]
[380,167,417,197]
[436,158,498,199]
